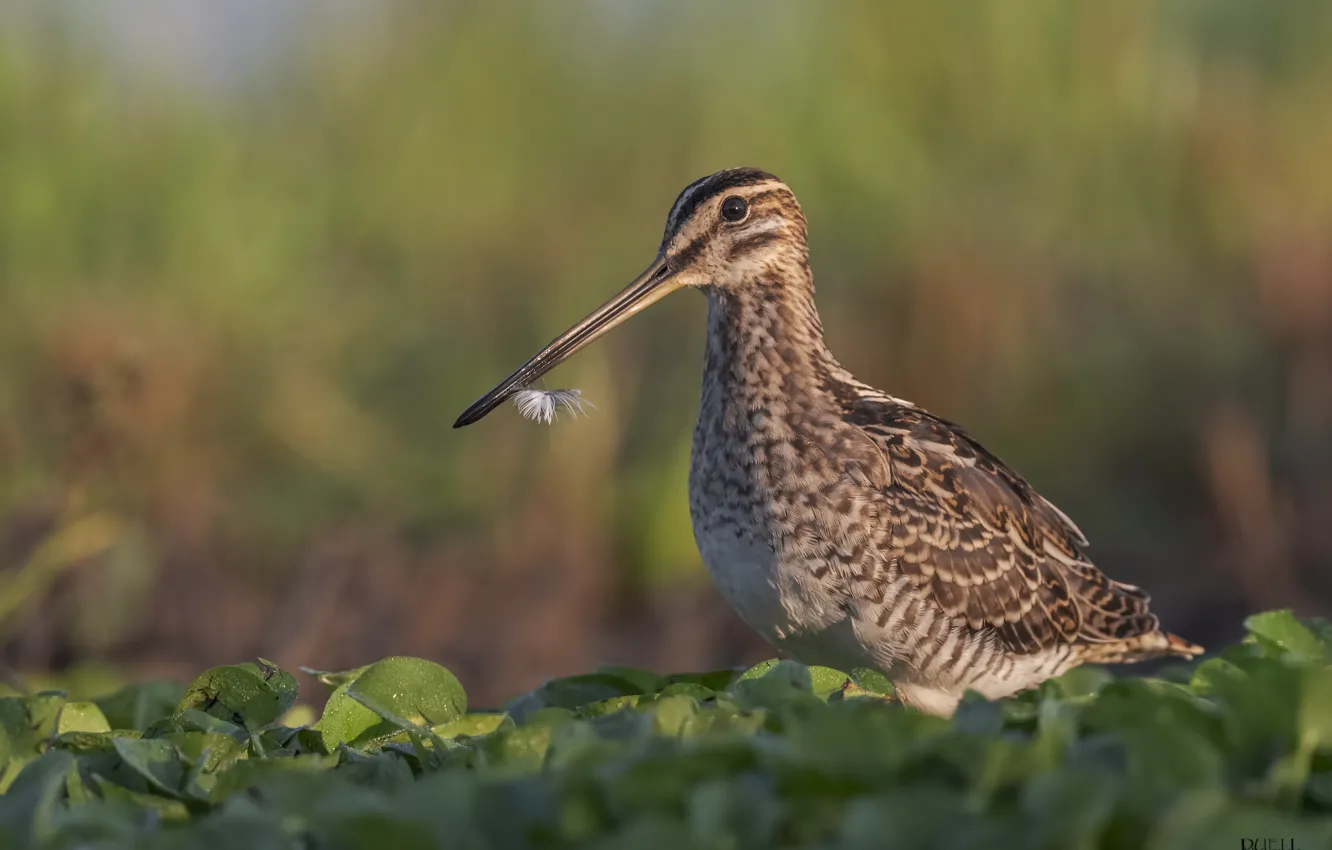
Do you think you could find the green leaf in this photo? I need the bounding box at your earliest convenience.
[0,693,71,792]
[849,667,896,696]
[734,659,780,683]
[728,660,826,712]
[165,808,292,850]
[55,701,111,735]
[1244,610,1327,663]
[53,730,119,755]
[687,775,783,850]
[840,787,1017,848]
[254,724,330,757]
[430,714,509,740]
[476,724,552,772]
[1050,664,1114,698]
[1306,770,1332,809]
[110,736,190,799]
[807,666,853,701]
[652,683,715,701]
[3,621,1328,844]
[169,730,246,773]
[0,750,74,845]
[95,680,185,732]
[336,750,416,791]
[0,699,36,792]
[176,660,299,731]
[1021,767,1121,847]
[32,795,155,846]
[278,704,318,728]
[544,719,626,770]
[93,781,191,820]
[208,753,343,802]
[169,706,249,739]
[507,673,643,723]
[22,693,68,741]
[1190,654,1302,774]
[1302,667,1332,746]
[666,668,741,692]
[313,688,383,752]
[349,657,465,725]
[522,707,577,728]
[649,695,699,737]
[314,657,465,750]
[681,704,765,737]
[591,815,693,850]
[594,665,668,694]
[577,695,642,717]
[1146,792,1332,850]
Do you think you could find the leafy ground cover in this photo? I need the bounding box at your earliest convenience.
[0,611,1330,849]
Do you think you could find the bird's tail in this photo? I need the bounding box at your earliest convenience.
[1074,631,1204,665]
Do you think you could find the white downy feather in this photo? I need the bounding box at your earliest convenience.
[511,388,593,424]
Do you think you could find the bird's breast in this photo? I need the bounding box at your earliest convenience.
[687,418,862,660]
[688,422,777,629]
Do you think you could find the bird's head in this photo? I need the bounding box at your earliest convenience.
[658,167,808,291]
[454,167,808,427]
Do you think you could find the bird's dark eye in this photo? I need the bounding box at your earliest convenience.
[720,196,748,222]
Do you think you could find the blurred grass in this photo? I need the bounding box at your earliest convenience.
[0,1,1330,700]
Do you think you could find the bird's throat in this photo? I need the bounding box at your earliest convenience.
[699,280,841,424]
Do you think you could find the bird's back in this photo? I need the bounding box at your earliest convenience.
[839,385,1202,661]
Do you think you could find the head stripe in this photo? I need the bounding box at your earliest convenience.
[664,167,780,240]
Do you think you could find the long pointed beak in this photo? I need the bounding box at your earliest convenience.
[453,255,679,428]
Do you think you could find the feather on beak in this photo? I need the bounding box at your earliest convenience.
[510,387,593,425]
[453,255,677,428]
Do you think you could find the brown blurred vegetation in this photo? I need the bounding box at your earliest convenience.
[1,2,1330,706]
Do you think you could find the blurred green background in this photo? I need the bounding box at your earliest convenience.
[1,1,1329,706]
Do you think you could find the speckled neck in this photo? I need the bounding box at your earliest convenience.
[698,276,843,433]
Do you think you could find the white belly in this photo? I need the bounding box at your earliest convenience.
[691,521,877,671]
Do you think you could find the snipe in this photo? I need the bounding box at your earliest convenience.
[454,167,1201,716]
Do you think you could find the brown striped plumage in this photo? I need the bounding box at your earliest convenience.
[455,167,1202,715]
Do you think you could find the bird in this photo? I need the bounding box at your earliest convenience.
[454,167,1202,716]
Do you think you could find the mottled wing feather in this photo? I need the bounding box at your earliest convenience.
[842,396,1159,655]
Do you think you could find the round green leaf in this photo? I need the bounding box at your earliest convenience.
[176,661,298,730]
[650,695,699,737]
[1245,610,1327,664]
[734,660,780,683]
[349,657,465,726]
[849,667,897,696]
[314,657,465,750]
[807,666,853,701]
[56,702,111,735]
